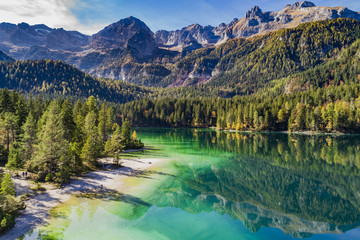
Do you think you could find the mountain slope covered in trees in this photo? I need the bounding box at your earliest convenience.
[2,19,360,100]
[0,2,360,85]
[1,19,360,134]
[119,36,360,133]
[163,18,360,90]
[0,60,152,103]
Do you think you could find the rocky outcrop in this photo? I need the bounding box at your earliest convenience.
[155,1,360,51]
[0,2,359,85]
[0,17,164,85]
[90,16,154,51]
[0,22,89,58]
[230,1,360,39]
[125,28,156,56]
[155,24,221,51]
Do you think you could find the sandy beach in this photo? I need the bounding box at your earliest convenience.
[1,156,161,240]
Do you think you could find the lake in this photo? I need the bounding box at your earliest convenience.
[22,128,360,239]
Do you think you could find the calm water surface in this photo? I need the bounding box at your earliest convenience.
[22,128,360,239]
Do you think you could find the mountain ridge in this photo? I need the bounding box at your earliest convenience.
[0,1,359,86]
[155,1,360,50]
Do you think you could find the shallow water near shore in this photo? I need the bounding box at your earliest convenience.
[21,128,360,239]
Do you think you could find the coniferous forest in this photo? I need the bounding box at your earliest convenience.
[2,17,360,234]
[120,37,360,133]
[0,89,143,232]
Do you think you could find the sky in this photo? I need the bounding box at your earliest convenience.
[0,0,359,35]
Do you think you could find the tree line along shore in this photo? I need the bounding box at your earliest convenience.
[0,89,143,233]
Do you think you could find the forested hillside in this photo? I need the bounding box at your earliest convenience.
[0,59,246,102]
[1,19,360,134]
[163,19,360,92]
[119,38,360,133]
[0,60,151,103]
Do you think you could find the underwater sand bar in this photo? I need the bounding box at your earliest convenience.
[1,157,160,240]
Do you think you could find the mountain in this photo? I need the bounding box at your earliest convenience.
[90,16,156,53]
[155,1,360,51]
[0,50,15,61]
[161,18,360,90]
[0,17,178,86]
[0,59,151,103]
[0,2,360,86]
[0,22,89,57]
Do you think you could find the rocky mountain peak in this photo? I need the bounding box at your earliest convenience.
[94,16,151,38]
[185,24,202,31]
[245,6,263,19]
[244,6,273,27]
[288,1,316,10]
[18,22,31,29]
[91,16,153,49]
[125,28,156,56]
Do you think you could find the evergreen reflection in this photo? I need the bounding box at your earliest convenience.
[146,129,360,237]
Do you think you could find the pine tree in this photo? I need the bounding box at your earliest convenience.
[69,142,82,172]
[121,119,131,144]
[22,112,36,162]
[1,173,16,196]
[61,99,76,141]
[5,142,22,170]
[81,134,101,167]
[104,124,124,156]
[86,96,98,115]
[81,111,102,167]
[98,103,108,142]
[98,103,113,142]
[29,101,70,182]
[0,112,18,150]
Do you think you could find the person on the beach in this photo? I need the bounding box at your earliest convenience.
[25,172,28,178]
[22,172,24,177]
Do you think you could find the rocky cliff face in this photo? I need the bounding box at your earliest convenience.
[0,2,359,85]
[0,17,166,85]
[230,1,360,39]
[155,1,360,51]
[90,16,155,51]
[0,22,89,58]
[155,24,221,51]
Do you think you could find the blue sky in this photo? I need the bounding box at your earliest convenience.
[0,0,359,34]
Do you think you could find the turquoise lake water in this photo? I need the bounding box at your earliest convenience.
[22,128,360,239]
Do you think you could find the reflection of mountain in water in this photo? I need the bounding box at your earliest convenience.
[146,130,360,238]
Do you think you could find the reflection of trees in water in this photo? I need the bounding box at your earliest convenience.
[160,129,360,175]
[153,157,360,237]
[32,129,360,238]
[145,129,360,236]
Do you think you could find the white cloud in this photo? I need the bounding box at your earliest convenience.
[0,0,103,34]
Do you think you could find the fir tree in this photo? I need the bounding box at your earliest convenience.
[121,119,131,144]
[29,101,70,183]
[21,112,36,162]
[81,111,102,167]
[61,99,76,141]
[5,142,22,170]
[1,173,16,196]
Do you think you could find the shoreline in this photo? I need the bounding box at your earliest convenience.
[137,126,355,136]
[1,157,161,240]
[211,127,353,136]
